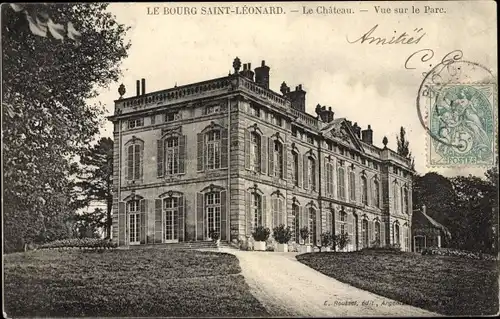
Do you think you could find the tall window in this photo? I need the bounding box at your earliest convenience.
[325,210,333,233]
[374,221,381,246]
[337,166,346,200]
[273,141,283,178]
[206,192,221,238]
[361,176,368,205]
[272,197,285,229]
[362,219,369,248]
[393,184,400,212]
[251,192,262,231]
[349,170,356,201]
[206,130,221,170]
[128,200,140,244]
[250,133,261,172]
[127,144,141,180]
[403,224,409,251]
[326,162,334,196]
[292,151,299,186]
[340,211,347,234]
[308,157,316,190]
[165,137,179,175]
[292,204,300,242]
[309,208,316,245]
[403,188,409,214]
[163,197,179,241]
[394,223,400,245]
[373,180,380,207]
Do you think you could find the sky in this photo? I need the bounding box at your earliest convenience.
[91,1,497,178]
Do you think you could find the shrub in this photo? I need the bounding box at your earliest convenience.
[321,232,332,249]
[38,238,117,250]
[251,226,270,242]
[208,229,220,241]
[299,226,310,244]
[272,224,292,244]
[421,247,497,260]
[336,232,350,251]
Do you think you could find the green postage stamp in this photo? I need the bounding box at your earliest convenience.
[428,84,496,167]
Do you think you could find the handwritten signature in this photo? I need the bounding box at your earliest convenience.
[346,24,426,45]
[404,49,463,70]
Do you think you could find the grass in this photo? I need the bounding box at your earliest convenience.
[296,250,499,316]
[4,248,269,317]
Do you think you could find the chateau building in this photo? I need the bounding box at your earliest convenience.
[109,58,414,251]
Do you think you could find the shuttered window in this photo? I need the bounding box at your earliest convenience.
[373,180,380,207]
[361,176,368,205]
[292,152,299,186]
[126,144,142,181]
[337,167,346,200]
[374,221,381,246]
[349,171,356,201]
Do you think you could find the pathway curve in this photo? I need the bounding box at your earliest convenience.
[203,248,440,317]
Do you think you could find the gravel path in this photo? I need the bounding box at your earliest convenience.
[204,248,440,317]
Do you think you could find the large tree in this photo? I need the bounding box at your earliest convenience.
[74,137,114,238]
[2,4,130,251]
[396,126,415,170]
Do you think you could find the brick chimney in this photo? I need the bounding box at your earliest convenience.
[240,63,255,81]
[141,78,146,95]
[254,60,270,89]
[136,80,140,96]
[361,125,374,144]
[315,104,335,123]
[285,84,306,112]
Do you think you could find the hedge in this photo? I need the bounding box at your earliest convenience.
[37,238,117,250]
[421,247,497,261]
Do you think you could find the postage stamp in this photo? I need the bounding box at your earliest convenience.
[428,84,496,166]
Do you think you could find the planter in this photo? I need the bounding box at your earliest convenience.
[254,241,266,251]
[276,243,288,252]
[299,245,312,253]
[215,239,220,247]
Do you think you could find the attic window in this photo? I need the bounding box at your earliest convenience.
[206,105,220,115]
[165,112,176,122]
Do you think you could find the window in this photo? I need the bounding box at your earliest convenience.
[272,197,285,229]
[206,105,220,115]
[127,200,140,244]
[327,142,333,151]
[250,133,261,172]
[292,204,300,242]
[165,137,179,175]
[337,166,346,200]
[362,219,369,248]
[308,207,316,245]
[325,210,333,234]
[128,118,143,129]
[393,166,398,174]
[373,162,378,170]
[206,130,221,170]
[339,147,345,156]
[272,141,283,178]
[292,127,298,137]
[292,151,299,186]
[373,180,381,207]
[308,157,316,191]
[403,224,409,251]
[394,223,400,245]
[326,162,334,196]
[165,113,176,122]
[250,104,260,117]
[127,144,142,180]
[307,135,314,145]
[340,211,347,234]
[151,115,156,125]
[206,192,221,238]
[403,188,409,214]
[361,176,368,205]
[393,183,400,212]
[163,197,179,241]
[361,158,366,165]
[374,221,381,246]
[251,192,262,231]
[350,152,356,160]
[349,170,356,201]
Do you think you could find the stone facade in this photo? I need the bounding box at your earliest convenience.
[108,58,414,251]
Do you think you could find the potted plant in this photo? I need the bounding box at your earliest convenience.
[209,229,220,247]
[252,226,270,251]
[273,224,292,252]
[299,226,311,253]
[336,231,350,252]
[321,232,332,252]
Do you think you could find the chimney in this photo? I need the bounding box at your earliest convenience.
[285,84,306,112]
[352,122,361,138]
[316,105,336,123]
[254,60,270,89]
[141,78,146,95]
[240,63,255,81]
[136,80,140,96]
[328,107,334,122]
[361,124,373,144]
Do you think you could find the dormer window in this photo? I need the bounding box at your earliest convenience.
[128,118,144,129]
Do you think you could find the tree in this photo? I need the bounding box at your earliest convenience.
[74,137,114,238]
[72,208,107,239]
[2,4,130,251]
[396,126,415,170]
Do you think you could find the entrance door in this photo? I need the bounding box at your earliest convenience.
[206,206,221,240]
[129,213,140,245]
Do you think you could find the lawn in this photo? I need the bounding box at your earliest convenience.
[296,250,499,316]
[4,248,269,317]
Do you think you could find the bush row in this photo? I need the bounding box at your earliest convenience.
[421,247,497,260]
[38,238,117,250]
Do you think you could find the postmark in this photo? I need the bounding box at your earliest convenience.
[416,53,497,167]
